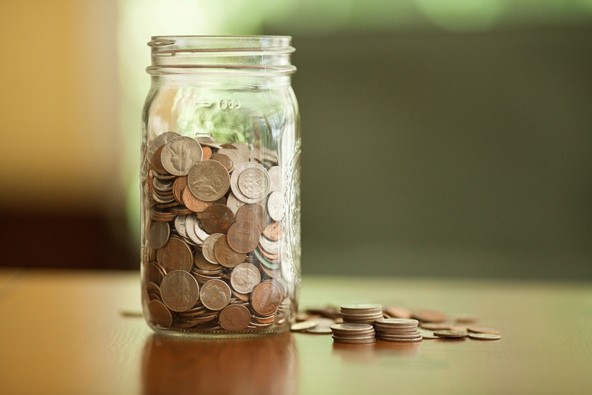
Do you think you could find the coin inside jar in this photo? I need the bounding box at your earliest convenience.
[156,237,193,272]
[227,220,260,253]
[213,235,247,268]
[199,204,236,234]
[230,262,262,294]
[160,270,200,312]
[161,136,202,176]
[251,280,283,316]
[219,304,251,331]
[199,279,232,311]
[187,160,230,202]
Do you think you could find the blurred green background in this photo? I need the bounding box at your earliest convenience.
[0,0,590,280]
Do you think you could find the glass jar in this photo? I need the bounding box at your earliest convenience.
[140,36,301,336]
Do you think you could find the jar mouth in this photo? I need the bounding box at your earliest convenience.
[147,35,296,75]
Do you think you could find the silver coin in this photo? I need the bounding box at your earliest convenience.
[174,215,188,238]
[267,191,284,221]
[230,262,262,294]
[148,222,170,249]
[195,135,222,150]
[259,234,280,255]
[146,131,179,165]
[202,233,224,264]
[217,149,241,171]
[152,177,173,192]
[193,218,210,241]
[231,162,269,204]
[268,166,282,193]
[161,136,202,176]
[237,163,270,201]
[185,215,204,245]
[226,193,245,213]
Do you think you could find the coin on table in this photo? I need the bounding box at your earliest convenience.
[202,233,224,264]
[219,304,251,331]
[148,299,173,328]
[182,187,211,213]
[148,221,170,249]
[267,191,284,222]
[433,329,467,339]
[421,322,452,331]
[199,204,236,234]
[187,160,230,202]
[467,326,500,335]
[161,136,202,176]
[251,280,283,316]
[384,306,412,319]
[160,270,200,312]
[156,236,193,272]
[227,220,260,253]
[213,235,246,268]
[236,204,267,232]
[230,262,261,294]
[469,333,501,340]
[291,320,318,332]
[199,279,232,311]
[412,309,448,323]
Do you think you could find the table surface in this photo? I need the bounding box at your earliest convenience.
[0,269,590,395]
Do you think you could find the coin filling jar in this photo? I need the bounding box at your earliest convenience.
[140,36,301,336]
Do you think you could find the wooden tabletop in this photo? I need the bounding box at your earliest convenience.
[0,270,590,395]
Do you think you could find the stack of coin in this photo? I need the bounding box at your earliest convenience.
[141,131,294,334]
[330,323,376,344]
[374,318,423,342]
[340,304,384,324]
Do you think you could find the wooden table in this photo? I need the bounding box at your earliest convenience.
[0,270,590,395]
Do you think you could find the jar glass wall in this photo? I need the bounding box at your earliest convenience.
[140,36,301,336]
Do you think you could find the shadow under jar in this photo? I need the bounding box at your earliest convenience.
[140,36,301,337]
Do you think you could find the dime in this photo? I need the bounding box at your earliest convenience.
[184,215,204,245]
[468,333,501,340]
[467,326,500,335]
[147,299,173,328]
[200,279,231,311]
[213,235,246,268]
[251,280,283,316]
[219,304,251,331]
[227,220,260,253]
[160,270,200,312]
[267,191,284,221]
[237,163,271,201]
[236,204,267,232]
[174,215,188,238]
[148,221,170,249]
[182,186,211,213]
[161,136,202,176]
[230,262,261,294]
[187,160,230,202]
[305,318,335,334]
[199,204,236,234]
[202,233,224,264]
[156,237,193,272]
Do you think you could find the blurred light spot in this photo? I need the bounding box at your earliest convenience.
[416,0,504,31]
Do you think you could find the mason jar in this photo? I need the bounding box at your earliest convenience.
[140,36,301,336]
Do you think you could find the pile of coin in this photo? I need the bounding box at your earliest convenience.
[340,304,384,324]
[330,323,376,344]
[142,131,293,334]
[374,318,422,342]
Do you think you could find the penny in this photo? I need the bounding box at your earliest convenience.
[268,166,282,193]
[202,233,224,264]
[200,279,232,311]
[210,153,233,172]
[151,145,168,174]
[161,136,202,176]
[420,322,452,331]
[235,204,267,232]
[227,220,260,253]
[412,309,448,323]
[213,235,246,268]
[219,304,251,331]
[469,333,501,340]
[262,222,281,241]
[194,251,221,271]
[467,326,500,335]
[384,306,412,319]
[201,145,212,161]
[160,270,200,312]
[148,222,170,249]
[182,187,211,213]
[148,299,173,328]
[251,280,283,316]
[200,204,236,234]
[433,330,468,339]
[172,176,187,204]
[267,191,284,221]
[230,262,261,294]
[156,237,193,272]
[187,160,230,202]
[259,235,280,255]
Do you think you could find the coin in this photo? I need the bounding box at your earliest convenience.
[251,280,283,316]
[148,222,170,249]
[147,299,173,328]
[412,309,448,323]
[161,136,202,176]
[210,153,233,172]
[262,222,281,241]
[160,270,200,312]
[237,163,271,201]
[433,330,467,339]
[184,215,204,245]
[182,185,212,213]
[236,204,267,232]
[187,160,230,202]
[201,145,212,161]
[259,235,280,255]
[156,237,193,272]
[202,233,224,264]
[268,166,282,193]
[151,145,168,174]
[145,261,167,284]
[174,215,188,238]
[172,176,187,204]
[213,235,246,268]
[226,193,245,214]
[194,251,221,271]
[291,320,318,331]
[219,304,251,331]
[200,279,232,311]
[199,204,236,234]
[230,262,261,294]
[467,326,500,335]
[227,220,260,253]
[217,148,241,170]
[420,322,452,331]
[384,306,412,319]
[468,333,501,340]
[267,191,284,221]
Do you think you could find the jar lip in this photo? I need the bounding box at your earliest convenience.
[148,35,294,53]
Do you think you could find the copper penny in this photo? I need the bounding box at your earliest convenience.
[182,187,211,213]
[147,299,173,328]
[172,176,187,204]
[200,204,236,234]
[194,251,221,271]
[210,153,233,172]
[384,306,412,319]
[219,304,251,331]
[262,222,281,241]
[148,221,170,249]
[213,235,246,268]
[187,160,230,202]
[433,329,468,339]
[160,270,200,312]
[227,220,260,253]
[201,145,212,161]
[156,236,193,272]
[251,280,283,316]
[236,204,267,232]
[412,309,448,323]
[421,322,452,331]
[200,279,232,311]
[151,145,169,174]
[145,261,166,284]
[230,262,261,294]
